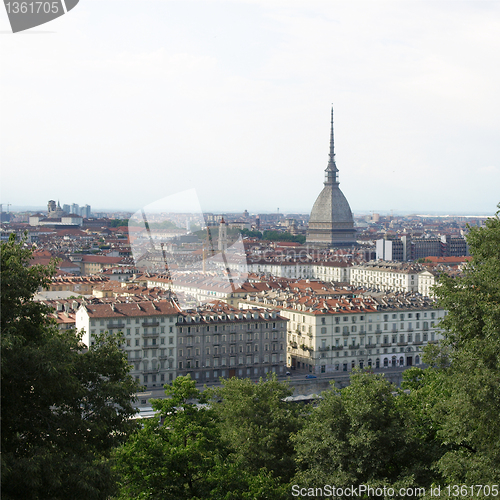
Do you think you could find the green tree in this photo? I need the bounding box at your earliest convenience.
[114,376,222,499]
[114,375,288,499]
[240,228,263,239]
[262,230,305,244]
[292,370,433,497]
[108,218,129,228]
[206,374,303,484]
[428,206,500,485]
[1,235,140,500]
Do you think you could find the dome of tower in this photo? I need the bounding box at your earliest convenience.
[309,185,354,225]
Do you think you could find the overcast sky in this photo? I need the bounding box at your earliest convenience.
[1,0,499,215]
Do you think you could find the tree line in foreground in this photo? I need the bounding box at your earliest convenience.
[1,206,499,499]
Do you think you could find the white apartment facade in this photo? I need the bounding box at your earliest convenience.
[76,300,180,389]
[350,262,421,293]
[241,293,445,375]
[418,269,439,298]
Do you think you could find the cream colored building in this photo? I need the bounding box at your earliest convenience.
[418,269,439,298]
[241,292,445,375]
[76,300,180,388]
[350,262,421,293]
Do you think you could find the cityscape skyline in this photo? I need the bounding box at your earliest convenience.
[1,1,499,215]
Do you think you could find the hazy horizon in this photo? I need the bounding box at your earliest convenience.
[1,1,499,214]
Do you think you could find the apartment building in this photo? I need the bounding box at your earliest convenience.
[76,300,180,388]
[350,262,421,293]
[241,292,445,375]
[376,234,469,261]
[312,261,351,283]
[247,259,315,279]
[175,302,288,382]
[418,269,439,298]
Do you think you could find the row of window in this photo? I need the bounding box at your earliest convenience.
[178,343,285,357]
[91,316,175,326]
[95,335,174,347]
[91,327,174,336]
[179,322,283,333]
[324,354,422,372]
[131,359,173,371]
[295,311,436,326]
[128,348,174,358]
[290,332,436,348]
[177,365,285,381]
[178,331,285,344]
[178,353,285,369]
[317,321,436,335]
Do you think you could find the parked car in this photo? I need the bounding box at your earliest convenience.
[305,374,317,379]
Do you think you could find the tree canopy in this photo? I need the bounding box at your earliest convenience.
[1,235,140,500]
[206,374,302,483]
[114,375,289,500]
[427,205,500,485]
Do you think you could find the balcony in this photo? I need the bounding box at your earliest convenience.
[331,346,343,351]
[365,343,377,349]
[107,323,125,330]
[407,328,414,332]
[290,341,298,349]
[142,321,160,328]
[318,346,330,352]
[397,342,408,346]
[142,331,159,337]
[412,341,423,345]
[391,328,398,333]
[342,332,350,336]
[350,344,360,350]
[381,343,391,348]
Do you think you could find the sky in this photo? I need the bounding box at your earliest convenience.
[1,0,499,216]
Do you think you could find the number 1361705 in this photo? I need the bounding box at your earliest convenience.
[5,2,60,14]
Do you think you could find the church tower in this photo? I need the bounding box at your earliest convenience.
[218,217,228,253]
[306,109,356,247]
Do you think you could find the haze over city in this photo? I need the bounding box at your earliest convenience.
[1,1,499,215]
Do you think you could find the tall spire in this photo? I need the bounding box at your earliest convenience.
[329,106,335,166]
[325,106,339,185]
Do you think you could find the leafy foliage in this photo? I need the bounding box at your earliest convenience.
[262,230,305,244]
[114,376,223,499]
[428,206,500,485]
[292,370,435,495]
[114,375,290,499]
[1,235,140,500]
[240,228,263,239]
[206,374,302,483]
[108,218,129,227]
